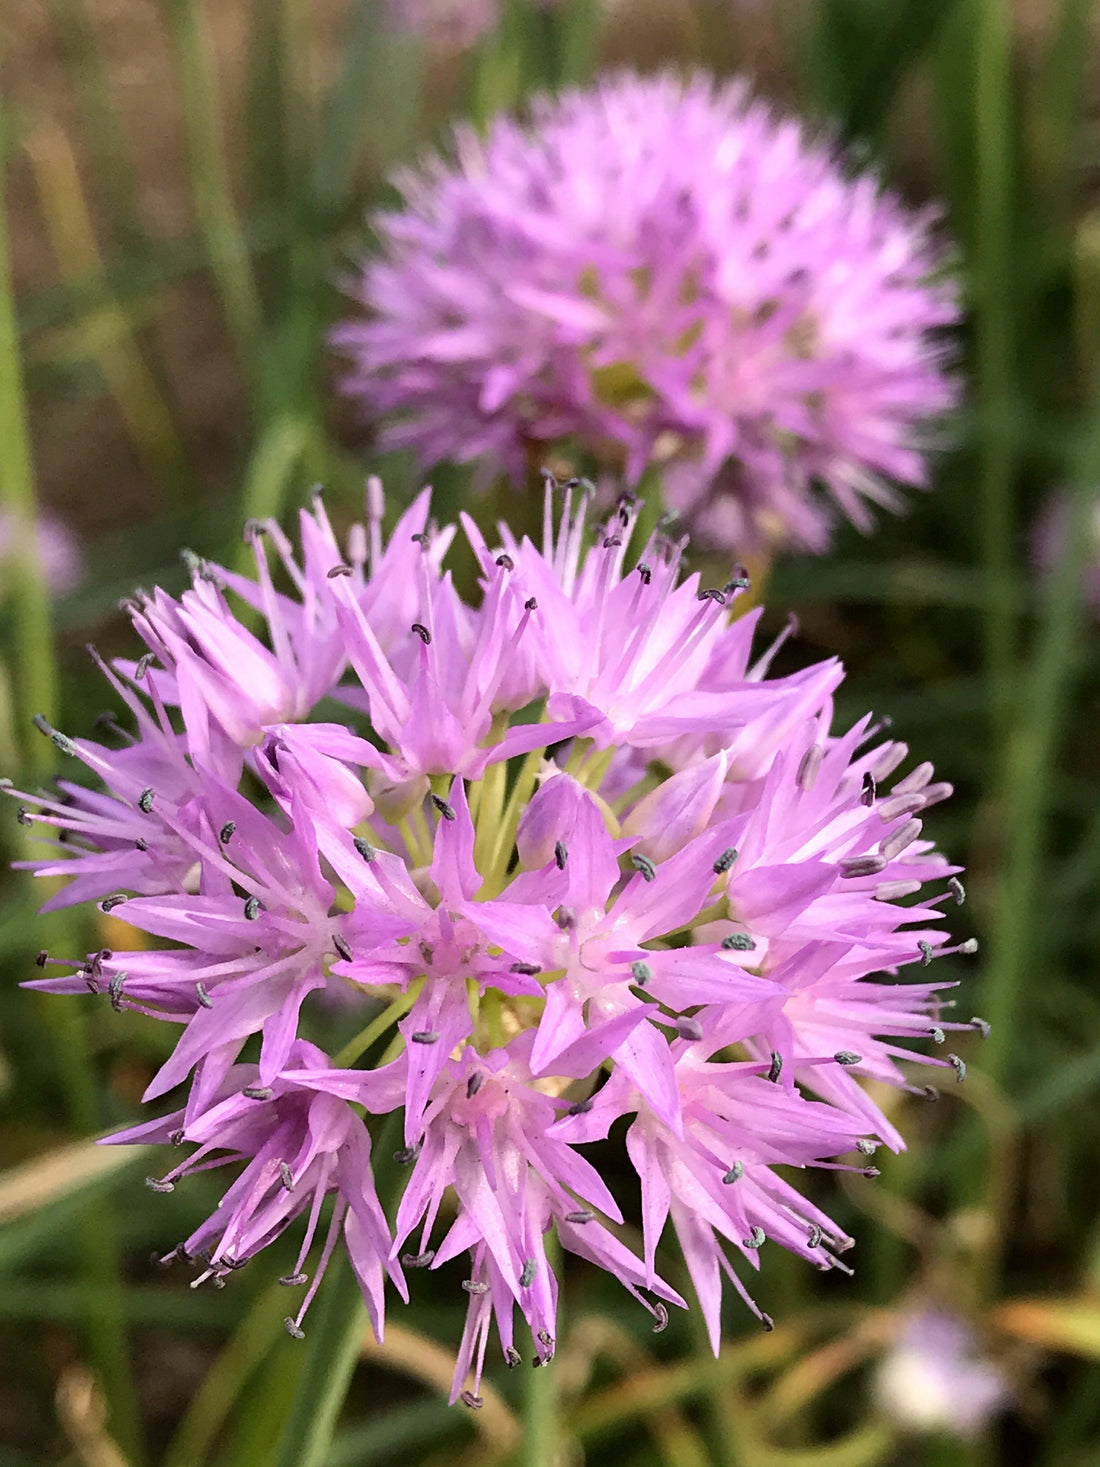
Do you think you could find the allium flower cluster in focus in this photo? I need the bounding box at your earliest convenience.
[12,479,980,1405]
[335,72,960,555]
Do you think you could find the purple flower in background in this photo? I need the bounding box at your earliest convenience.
[12,477,981,1399]
[1031,488,1100,616]
[385,0,499,50]
[0,509,82,597]
[335,72,959,554]
[875,1308,1008,1437]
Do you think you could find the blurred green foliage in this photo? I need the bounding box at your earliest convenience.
[1,2,1100,1464]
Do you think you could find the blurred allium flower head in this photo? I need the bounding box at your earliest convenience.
[334,72,959,555]
[1031,487,1100,615]
[0,509,82,598]
[876,1308,1008,1438]
[385,0,499,51]
[12,478,981,1402]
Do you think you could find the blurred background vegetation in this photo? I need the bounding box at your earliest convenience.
[1,1,1100,1464]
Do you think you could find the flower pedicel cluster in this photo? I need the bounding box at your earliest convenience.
[11,479,981,1406]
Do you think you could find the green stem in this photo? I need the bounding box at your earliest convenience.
[0,98,143,1464]
[162,0,264,393]
[522,1231,561,1467]
[973,0,1018,749]
[981,214,1100,1091]
[273,1249,367,1467]
[981,459,1100,1086]
[0,120,57,763]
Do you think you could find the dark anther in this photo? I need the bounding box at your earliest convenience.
[721,932,755,951]
[637,562,652,585]
[840,854,887,878]
[16,806,32,826]
[279,1161,295,1192]
[652,1303,669,1334]
[411,622,431,644]
[244,897,262,921]
[554,907,575,930]
[677,1016,704,1041]
[460,1391,483,1410]
[554,839,568,870]
[134,653,154,681]
[219,821,236,845]
[462,1279,489,1294]
[723,1162,744,1184]
[136,838,149,852]
[948,876,966,906]
[100,893,128,912]
[917,939,933,966]
[565,1210,595,1224]
[969,1015,991,1039]
[495,553,515,571]
[862,1166,881,1179]
[631,852,656,882]
[713,847,737,874]
[410,531,429,546]
[567,1097,593,1115]
[279,1273,308,1287]
[760,1313,775,1333]
[631,960,652,987]
[725,561,752,592]
[195,982,213,1009]
[430,794,456,822]
[145,1175,175,1193]
[767,1052,783,1083]
[797,745,823,790]
[947,1053,967,1083]
[243,1086,272,1100]
[400,1250,435,1268]
[807,1224,822,1248]
[520,1259,537,1288]
[326,563,353,578]
[411,1030,440,1045]
[108,971,127,1010]
[505,1346,522,1368]
[743,1227,766,1249]
[861,771,877,806]
[332,933,353,962]
[697,587,726,604]
[242,517,264,542]
[138,787,154,813]
[510,962,540,976]
[538,1329,554,1348]
[834,1051,862,1066]
[603,535,622,550]
[394,1142,422,1164]
[35,949,48,967]
[467,1072,484,1098]
[353,836,377,862]
[283,1318,305,1340]
[524,596,538,611]
[169,1129,185,1147]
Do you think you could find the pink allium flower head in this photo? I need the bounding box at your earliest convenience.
[0,508,83,597]
[385,0,499,50]
[334,72,959,555]
[876,1307,1008,1438]
[12,477,981,1403]
[1031,487,1100,616]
